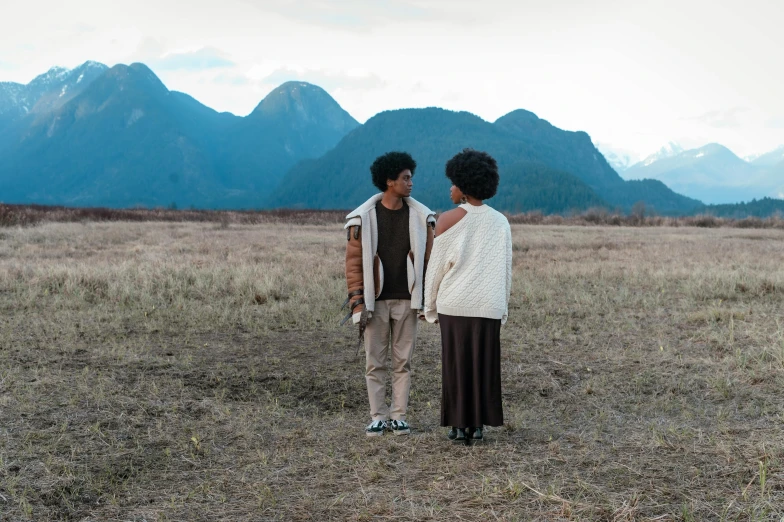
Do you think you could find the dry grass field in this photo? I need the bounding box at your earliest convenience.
[1,219,784,521]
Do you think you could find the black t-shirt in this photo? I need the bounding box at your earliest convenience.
[375,200,411,301]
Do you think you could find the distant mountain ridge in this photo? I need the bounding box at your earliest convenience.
[640,141,684,167]
[624,143,784,204]
[0,63,359,208]
[273,107,700,214]
[2,60,780,216]
[0,61,107,123]
[746,145,784,167]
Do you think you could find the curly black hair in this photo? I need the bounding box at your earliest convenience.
[370,152,417,192]
[445,149,499,200]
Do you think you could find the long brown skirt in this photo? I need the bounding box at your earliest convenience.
[439,314,504,428]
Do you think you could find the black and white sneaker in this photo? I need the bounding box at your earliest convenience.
[366,420,387,437]
[389,419,410,436]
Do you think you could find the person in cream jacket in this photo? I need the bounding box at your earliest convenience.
[344,152,435,437]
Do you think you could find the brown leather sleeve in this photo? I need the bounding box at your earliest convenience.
[345,225,365,313]
[421,220,435,305]
[424,220,435,267]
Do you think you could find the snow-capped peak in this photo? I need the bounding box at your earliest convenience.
[641,141,684,166]
[27,62,107,89]
[593,141,641,173]
[29,66,71,88]
[1,61,108,118]
[46,66,69,80]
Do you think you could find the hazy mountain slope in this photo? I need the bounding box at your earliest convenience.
[625,143,778,204]
[0,66,359,208]
[273,108,698,213]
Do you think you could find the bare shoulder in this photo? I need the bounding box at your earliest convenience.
[435,207,468,236]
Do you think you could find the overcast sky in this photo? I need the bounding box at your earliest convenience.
[1,0,781,159]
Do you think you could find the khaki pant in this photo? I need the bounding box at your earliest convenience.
[365,299,418,422]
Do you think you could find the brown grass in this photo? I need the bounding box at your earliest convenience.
[1,221,784,520]
[0,203,348,228]
[3,203,784,230]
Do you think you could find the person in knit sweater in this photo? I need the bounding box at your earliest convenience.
[423,149,512,443]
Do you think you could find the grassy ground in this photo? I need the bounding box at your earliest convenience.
[1,221,783,521]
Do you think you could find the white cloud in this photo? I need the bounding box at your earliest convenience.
[685,107,750,130]
[150,47,235,71]
[1,0,783,157]
[261,67,386,92]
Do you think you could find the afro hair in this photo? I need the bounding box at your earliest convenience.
[370,151,417,192]
[445,149,499,200]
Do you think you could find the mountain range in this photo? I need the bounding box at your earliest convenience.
[640,142,685,167]
[0,61,108,130]
[745,145,784,167]
[0,62,358,208]
[274,107,700,213]
[623,143,784,204]
[0,60,780,215]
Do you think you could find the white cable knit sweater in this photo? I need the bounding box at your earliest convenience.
[424,203,513,324]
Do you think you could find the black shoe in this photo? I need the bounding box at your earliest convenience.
[448,427,466,441]
[470,427,483,441]
[389,419,410,436]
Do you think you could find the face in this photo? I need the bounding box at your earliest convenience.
[449,184,464,204]
[386,169,413,197]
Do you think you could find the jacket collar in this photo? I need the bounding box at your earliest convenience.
[346,193,434,219]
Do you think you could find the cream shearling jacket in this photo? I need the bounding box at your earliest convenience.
[344,194,436,324]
